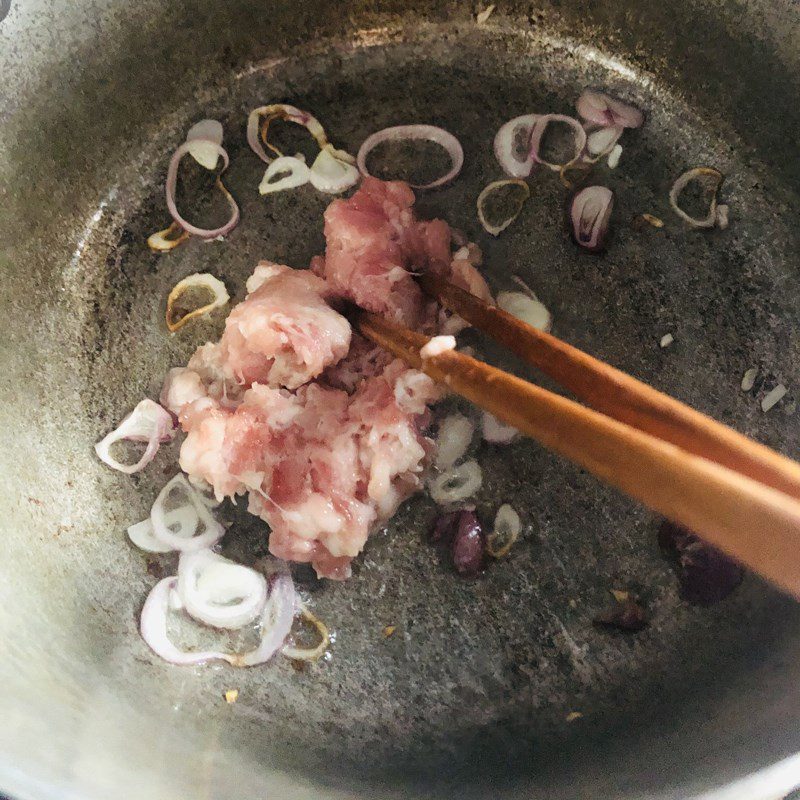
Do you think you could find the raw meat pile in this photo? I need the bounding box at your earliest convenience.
[163,178,491,579]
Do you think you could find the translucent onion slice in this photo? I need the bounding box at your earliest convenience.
[481,411,518,444]
[477,178,530,236]
[166,273,230,332]
[238,573,297,666]
[247,104,331,164]
[95,399,176,474]
[493,114,539,178]
[357,124,464,189]
[185,119,224,170]
[607,144,623,169]
[140,571,297,667]
[429,460,483,505]
[177,550,267,630]
[668,167,724,229]
[435,413,475,470]
[282,602,330,661]
[147,221,191,252]
[309,145,360,194]
[128,505,199,553]
[576,91,644,129]
[150,474,225,552]
[585,124,624,158]
[140,577,237,666]
[497,290,552,332]
[258,155,311,195]
[487,503,521,557]
[529,114,587,172]
[570,185,614,251]
[166,141,240,239]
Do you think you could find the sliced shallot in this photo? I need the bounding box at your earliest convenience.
[177,550,267,630]
[258,155,311,195]
[357,124,464,189]
[576,90,644,129]
[166,273,230,332]
[282,603,330,661]
[497,290,552,332]
[147,221,190,252]
[482,411,518,444]
[95,399,176,474]
[668,167,725,229]
[247,104,330,164]
[166,142,240,239]
[237,573,297,666]
[309,145,360,194]
[128,506,199,553]
[585,124,624,158]
[185,119,224,170]
[435,413,475,470]
[493,114,538,178]
[487,503,521,557]
[451,510,485,576]
[477,179,530,236]
[429,459,483,505]
[570,185,614,251]
[140,577,237,666]
[150,473,225,552]
[140,572,296,667]
[529,114,587,172]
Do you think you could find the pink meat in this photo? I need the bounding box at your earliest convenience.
[312,177,452,327]
[322,333,393,394]
[168,356,438,579]
[163,179,494,579]
[196,262,351,392]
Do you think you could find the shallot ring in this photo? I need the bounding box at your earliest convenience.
[529,114,587,172]
[147,221,191,252]
[476,178,530,236]
[247,104,330,164]
[165,141,240,239]
[281,603,330,662]
[166,273,230,332]
[357,124,464,189]
[669,166,724,229]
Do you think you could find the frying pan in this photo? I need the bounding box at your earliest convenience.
[2,1,800,798]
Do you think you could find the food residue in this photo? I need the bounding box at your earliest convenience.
[224,689,239,704]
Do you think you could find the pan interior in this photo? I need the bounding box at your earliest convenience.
[4,17,800,800]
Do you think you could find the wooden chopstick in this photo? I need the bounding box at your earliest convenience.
[356,309,800,599]
[420,272,800,502]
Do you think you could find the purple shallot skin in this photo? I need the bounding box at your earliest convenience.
[430,509,486,577]
[451,510,485,577]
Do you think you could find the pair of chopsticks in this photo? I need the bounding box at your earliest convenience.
[356,273,800,599]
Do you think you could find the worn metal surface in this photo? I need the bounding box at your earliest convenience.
[1,2,800,800]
